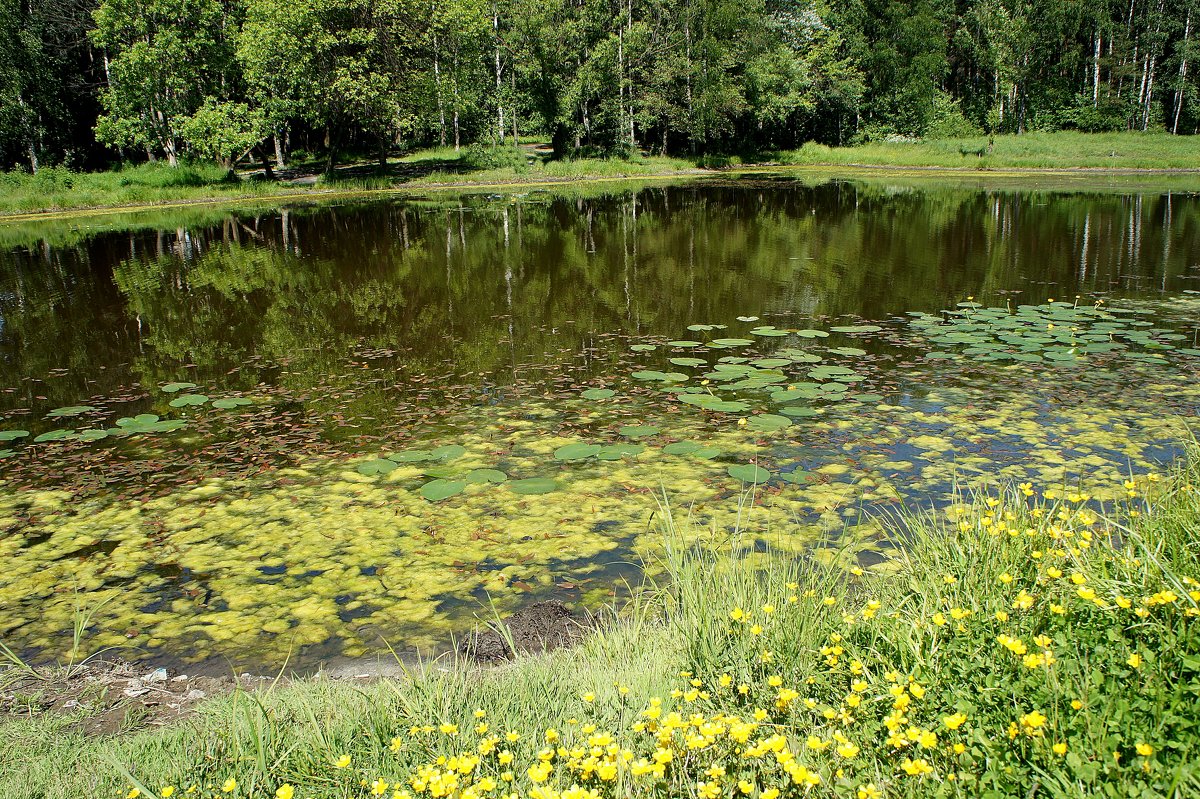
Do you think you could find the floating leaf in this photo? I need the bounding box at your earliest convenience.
[667,340,703,348]
[669,357,706,367]
[779,406,822,417]
[117,414,160,428]
[630,344,657,352]
[423,465,461,478]
[736,316,760,322]
[211,397,254,409]
[779,470,811,484]
[750,326,789,337]
[0,449,14,458]
[692,447,724,459]
[662,441,700,455]
[76,430,110,442]
[746,414,792,432]
[509,478,559,495]
[687,324,725,331]
[554,442,602,461]
[421,479,466,501]
[432,444,467,461]
[830,325,882,333]
[465,469,508,484]
[46,406,95,418]
[794,329,830,339]
[597,443,646,460]
[387,449,436,463]
[34,429,74,443]
[727,464,771,483]
[827,347,867,357]
[0,430,29,441]
[160,382,197,393]
[357,458,398,476]
[620,425,661,438]
[710,338,753,347]
[169,394,209,408]
[580,388,616,400]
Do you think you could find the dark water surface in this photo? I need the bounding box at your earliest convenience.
[1,175,1198,671]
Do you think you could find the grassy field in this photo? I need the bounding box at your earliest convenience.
[3,447,1198,799]
[3,132,1200,219]
[776,131,1200,170]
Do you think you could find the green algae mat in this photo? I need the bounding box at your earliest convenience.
[1,179,1198,670]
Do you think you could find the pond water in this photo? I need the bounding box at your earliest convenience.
[1,174,1198,672]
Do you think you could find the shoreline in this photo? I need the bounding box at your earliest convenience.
[6,160,1200,226]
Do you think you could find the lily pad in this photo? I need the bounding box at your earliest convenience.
[710,338,754,347]
[580,388,616,400]
[509,478,559,495]
[160,382,198,393]
[554,442,602,461]
[736,316,760,322]
[465,469,508,484]
[669,357,707,367]
[662,441,700,455]
[34,429,74,443]
[620,425,661,438]
[117,414,161,428]
[746,414,792,432]
[357,458,398,476]
[597,443,646,460]
[421,479,466,502]
[728,464,771,483]
[387,450,436,463]
[630,344,657,352]
[692,447,724,459]
[830,324,882,333]
[46,406,96,418]
[76,430,110,442]
[432,444,467,461]
[667,340,703,348]
[0,449,14,458]
[169,394,209,408]
[750,326,789,337]
[794,329,830,339]
[0,430,29,441]
[211,397,254,409]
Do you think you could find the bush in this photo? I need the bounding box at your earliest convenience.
[925,92,984,139]
[461,143,530,172]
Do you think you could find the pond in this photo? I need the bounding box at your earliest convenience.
[1,174,1198,672]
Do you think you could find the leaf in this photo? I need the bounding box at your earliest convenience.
[728,464,771,483]
[746,414,792,432]
[160,382,198,393]
[357,458,398,476]
[597,443,646,460]
[432,444,467,461]
[387,449,436,463]
[0,430,29,441]
[46,406,96,417]
[168,394,209,407]
[580,388,616,400]
[211,397,254,409]
[667,340,703,348]
[619,425,661,438]
[117,414,159,427]
[794,329,829,339]
[419,479,465,501]
[630,344,657,352]
[76,429,110,441]
[554,442,602,461]
[669,357,706,367]
[830,324,882,333]
[0,449,14,458]
[662,441,700,455]
[509,478,559,495]
[736,316,759,322]
[34,429,74,443]
[465,469,508,484]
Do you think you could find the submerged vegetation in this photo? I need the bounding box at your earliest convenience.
[3,445,1199,799]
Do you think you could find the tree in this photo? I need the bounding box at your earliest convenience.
[91,0,243,166]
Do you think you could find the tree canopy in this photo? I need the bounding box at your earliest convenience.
[2,0,1198,172]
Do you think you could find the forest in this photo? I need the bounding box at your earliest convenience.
[1,0,1198,174]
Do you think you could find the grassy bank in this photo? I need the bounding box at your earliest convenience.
[775,131,1200,171]
[4,132,1200,219]
[3,449,1198,799]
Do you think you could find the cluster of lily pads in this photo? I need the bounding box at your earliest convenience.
[357,445,559,501]
[909,300,1200,363]
[0,381,256,458]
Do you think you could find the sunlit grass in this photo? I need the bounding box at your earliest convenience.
[777,131,1200,170]
[3,445,1198,799]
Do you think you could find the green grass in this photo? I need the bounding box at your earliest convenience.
[4,132,1199,218]
[776,131,1200,170]
[4,447,1199,799]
